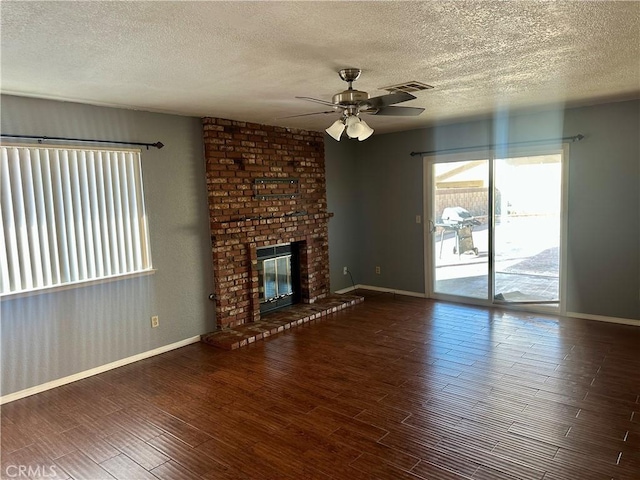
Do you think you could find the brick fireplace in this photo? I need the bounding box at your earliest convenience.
[203,117,332,329]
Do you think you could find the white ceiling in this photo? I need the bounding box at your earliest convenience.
[2,1,639,134]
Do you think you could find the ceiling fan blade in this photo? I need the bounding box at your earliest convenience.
[295,96,340,108]
[277,111,337,119]
[362,92,417,109]
[371,106,425,116]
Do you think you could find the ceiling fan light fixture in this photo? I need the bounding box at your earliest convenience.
[357,119,374,141]
[325,119,345,141]
[326,115,373,142]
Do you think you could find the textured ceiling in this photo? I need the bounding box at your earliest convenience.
[1,1,639,134]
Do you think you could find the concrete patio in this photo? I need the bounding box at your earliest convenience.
[434,215,560,304]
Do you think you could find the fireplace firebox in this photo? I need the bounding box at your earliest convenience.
[257,243,300,314]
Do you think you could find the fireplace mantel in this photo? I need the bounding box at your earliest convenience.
[211,213,333,241]
[211,212,333,237]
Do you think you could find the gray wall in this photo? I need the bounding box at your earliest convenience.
[325,136,360,292]
[562,101,639,319]
[329,100,639,320]
[1,95,215,396]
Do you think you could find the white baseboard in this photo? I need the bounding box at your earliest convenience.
[335,284,426,298]
[335,286,640,328]
[0,335,202,405]
[565,311,640,327]
[335,285,358,294]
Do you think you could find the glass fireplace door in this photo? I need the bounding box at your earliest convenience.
[257,243,300,314]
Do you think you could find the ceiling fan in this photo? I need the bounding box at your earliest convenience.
[288,68,425,141]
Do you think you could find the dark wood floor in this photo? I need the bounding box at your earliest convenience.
[2,291,639,479]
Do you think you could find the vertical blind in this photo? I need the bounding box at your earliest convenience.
[0,145,152,295]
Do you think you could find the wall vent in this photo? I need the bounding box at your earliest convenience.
[381,81,434,94]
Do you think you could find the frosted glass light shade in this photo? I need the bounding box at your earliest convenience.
[325,120,345,141]
[345,116,364,138]
[357,120,374,141]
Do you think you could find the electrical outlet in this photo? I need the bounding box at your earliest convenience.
[151,315,159,328]
[375,266,381,274]
[343,266,348,275]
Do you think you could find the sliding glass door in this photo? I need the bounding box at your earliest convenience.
[426,147,565,309]
[431,157,490,300]
[493,154,562,304]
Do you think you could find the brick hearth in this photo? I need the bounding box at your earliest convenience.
[201,294,363,350]
[203,117,334,329]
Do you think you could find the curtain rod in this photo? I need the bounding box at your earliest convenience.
[0,134,164,150]
[409,134,584,157]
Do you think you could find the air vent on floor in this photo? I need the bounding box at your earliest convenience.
[380,81,434,94]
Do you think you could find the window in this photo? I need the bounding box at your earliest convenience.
[1,145,152,296]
